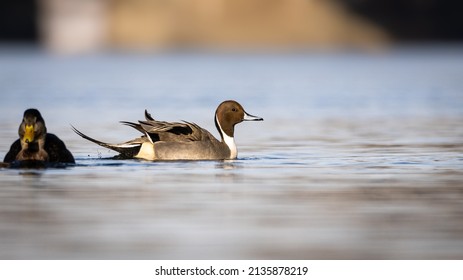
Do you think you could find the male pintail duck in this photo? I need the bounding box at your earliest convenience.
[72,100,263,160]
[3,109,75,164]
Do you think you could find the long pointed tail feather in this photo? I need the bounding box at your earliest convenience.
[71,125,140,158]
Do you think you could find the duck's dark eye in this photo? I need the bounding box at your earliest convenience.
[232,108,237,112]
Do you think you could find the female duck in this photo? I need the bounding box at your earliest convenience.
[4,109,75,164]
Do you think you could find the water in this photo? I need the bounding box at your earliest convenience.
[1,45,463,259]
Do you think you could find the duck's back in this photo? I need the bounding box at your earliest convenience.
[3,140,21,163]
[44,134,75,163]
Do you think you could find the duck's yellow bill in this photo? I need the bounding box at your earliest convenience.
[24,124,34,143]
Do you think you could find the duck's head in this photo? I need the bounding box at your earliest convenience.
[215,100,263,138]
[18,109,47,145]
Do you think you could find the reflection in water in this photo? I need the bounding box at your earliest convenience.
[18,171,43,179]
[1,48,463,259]
[215,160,241,170]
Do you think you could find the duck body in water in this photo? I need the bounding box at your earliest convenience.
[3,109,75,165]
[73,100,263,161]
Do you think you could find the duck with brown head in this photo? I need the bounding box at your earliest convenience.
[73,100,263,160]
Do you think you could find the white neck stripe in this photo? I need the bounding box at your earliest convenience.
[216,115,237,159]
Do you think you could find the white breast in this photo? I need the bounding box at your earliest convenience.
[135,142,155,160]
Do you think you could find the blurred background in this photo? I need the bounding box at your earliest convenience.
[1,0,462,53]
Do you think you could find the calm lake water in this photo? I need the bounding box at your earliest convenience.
[1,45,463,259]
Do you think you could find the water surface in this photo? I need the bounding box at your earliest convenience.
[1,46,463,259]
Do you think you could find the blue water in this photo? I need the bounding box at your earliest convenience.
[1,45,463,259]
